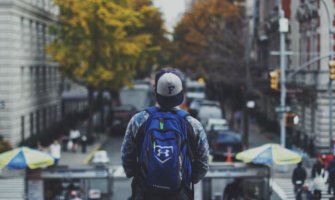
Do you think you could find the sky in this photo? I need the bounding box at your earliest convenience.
[152,0,187,33]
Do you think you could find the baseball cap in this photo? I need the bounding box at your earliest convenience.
[155,69,184,108]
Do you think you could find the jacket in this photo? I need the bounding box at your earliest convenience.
[292,166,307,185]
[121,109,209,199]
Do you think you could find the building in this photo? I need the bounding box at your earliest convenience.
[255,0,335,154]
[0,0,61,145]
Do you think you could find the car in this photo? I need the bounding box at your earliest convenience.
[92,150,109,164]
[110,105,137,135]
[209,131,243,162]
[197,103,223,126]
[119,82,154,111]
[185,79,206,104]
[205,118,229,133]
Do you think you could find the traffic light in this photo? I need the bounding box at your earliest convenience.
[269,69,280,91]
[329,60,335,80]
[285,112,299,127]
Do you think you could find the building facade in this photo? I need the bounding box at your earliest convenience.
[0,0,61,145]
[255,0,335,154]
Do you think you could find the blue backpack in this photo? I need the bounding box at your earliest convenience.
[137,106,194,194]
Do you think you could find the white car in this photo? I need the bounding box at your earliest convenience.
[185,79,206,101]
[198,105,223,125]
[205,118,229,133]
[92,150,109,164]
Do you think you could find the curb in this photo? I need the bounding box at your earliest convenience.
[83,143,102,165]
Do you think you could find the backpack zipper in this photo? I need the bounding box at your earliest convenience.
[159,118,164,130]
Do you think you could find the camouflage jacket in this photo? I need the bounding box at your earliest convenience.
[120,109,209,184]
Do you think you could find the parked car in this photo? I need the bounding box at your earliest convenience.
[92,150,109,164]
[197,102,223,126]
[119,82,154,111]
[185,79,206,104]
[205,118,229,133]
[110,105,137,135]
[210,130,243,162]
[111,81,154,135]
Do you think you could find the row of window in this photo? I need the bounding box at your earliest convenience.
[22,0,58,14]
[21,104,59,141]
[20,17,54,60]
[20,66,60,95]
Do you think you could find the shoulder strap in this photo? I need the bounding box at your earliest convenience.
[145,106,158,116]
[175,109,190,119]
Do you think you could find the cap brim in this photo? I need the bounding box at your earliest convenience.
[156,91,184,108]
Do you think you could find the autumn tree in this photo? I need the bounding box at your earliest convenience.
[48,0,166,135]
[173,0,248,114]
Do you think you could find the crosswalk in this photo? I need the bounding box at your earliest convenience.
[273,178,333,200]
[0,177,25,200]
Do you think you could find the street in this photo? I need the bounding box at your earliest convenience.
[2,0,335,200]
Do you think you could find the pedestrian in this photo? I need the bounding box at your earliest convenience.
[296,184,313,200]
[80,134,87,153]
[49,139,61,166]
[311,157,325,199]
[292,161,307,196]
[121,68,209,200]
[328,156,335,196]
[223,178,244,200]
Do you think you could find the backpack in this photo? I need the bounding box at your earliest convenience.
[136,106,194,194]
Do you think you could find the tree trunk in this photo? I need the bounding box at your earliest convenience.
[87,87,94,137]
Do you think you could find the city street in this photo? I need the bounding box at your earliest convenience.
[2,0,335,200]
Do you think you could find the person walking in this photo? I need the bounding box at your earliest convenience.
[49,139,61,166]
[80,134,87,153]
[296,184,313,200]
[292,162,307,196]
[311,157,325,199]
[121,68,209,200]
[328,156,335,196]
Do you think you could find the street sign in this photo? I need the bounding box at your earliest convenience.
[275,106,290,113]
[0,100,5,109]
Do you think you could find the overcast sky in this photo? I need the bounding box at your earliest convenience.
[152,0,187,33]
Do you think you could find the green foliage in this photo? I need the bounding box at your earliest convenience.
[0,138,12,153]
[48,0,167,90]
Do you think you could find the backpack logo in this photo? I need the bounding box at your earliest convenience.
[154,145,173,164]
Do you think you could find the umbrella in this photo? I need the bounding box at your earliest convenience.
[0,147,54,169]
[236,143,302,165]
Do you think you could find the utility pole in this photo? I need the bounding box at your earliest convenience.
[278,1,288,147]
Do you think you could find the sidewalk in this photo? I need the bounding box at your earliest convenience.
[59,134,107,166]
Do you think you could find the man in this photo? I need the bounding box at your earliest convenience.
[223,178,244,200]
[296,184,313,200]
[328,156,335,196]
[49,139,61,165]
[292,162,307,196]
[121,68,209,200]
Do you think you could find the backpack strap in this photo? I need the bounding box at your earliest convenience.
[175,109,190,119]
[145,106,158,116]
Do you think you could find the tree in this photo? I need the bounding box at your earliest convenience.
[0,135,12,153]
[48,0,166,135]
[173,0,247,114]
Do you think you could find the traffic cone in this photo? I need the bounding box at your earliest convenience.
[226,147,232,163]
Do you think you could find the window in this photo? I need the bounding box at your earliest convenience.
[30,113,34,136]
[36,110,40,134]
[43,108,47,130]
[21,116,25,141]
